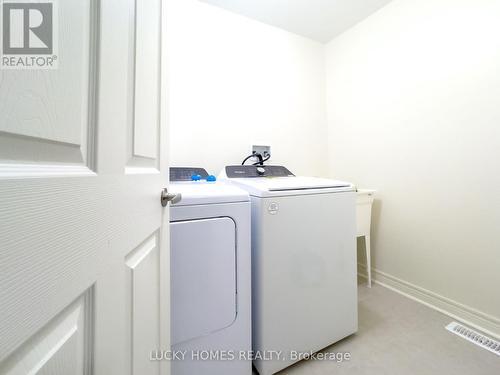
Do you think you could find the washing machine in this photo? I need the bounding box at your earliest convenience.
[220,165,358,375]
[169,167,252,375]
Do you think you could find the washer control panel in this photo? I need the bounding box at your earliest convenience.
[225,165,295,178]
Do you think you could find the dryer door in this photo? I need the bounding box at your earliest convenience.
[171,217,237,345]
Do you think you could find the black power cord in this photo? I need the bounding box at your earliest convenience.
[241,153,260,165]
[241,152,270,166]
[252,154,270,165]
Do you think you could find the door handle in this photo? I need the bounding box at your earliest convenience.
[161,188,182,207]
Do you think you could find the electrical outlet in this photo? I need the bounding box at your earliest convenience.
[252,145,271,158]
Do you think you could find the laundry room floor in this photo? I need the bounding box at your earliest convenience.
[253,281,499,375]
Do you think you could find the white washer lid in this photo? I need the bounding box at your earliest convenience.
[169,181,249,206]
[223,176,355,197]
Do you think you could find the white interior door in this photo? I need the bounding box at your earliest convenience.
[0,0,170,374]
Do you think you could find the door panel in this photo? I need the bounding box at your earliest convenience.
[127,0,161,170]
[0,0,170,374]
[0,289,93,375]
[0,0,97,169]
[125,232,161,375]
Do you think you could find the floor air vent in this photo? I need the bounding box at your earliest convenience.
[446,322,500,356]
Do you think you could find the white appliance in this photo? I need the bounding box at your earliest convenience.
[169,167,252,375]
[220,165,358,375]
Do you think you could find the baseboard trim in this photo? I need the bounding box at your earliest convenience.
[357,263,500,340]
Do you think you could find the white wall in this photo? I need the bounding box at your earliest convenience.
[326,0,500,335]
[166,0,328,176]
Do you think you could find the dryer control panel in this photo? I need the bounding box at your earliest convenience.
[225,165,295,178]
[170,167,209,181]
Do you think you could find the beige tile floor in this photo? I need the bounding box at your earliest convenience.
[253,281,500,375]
